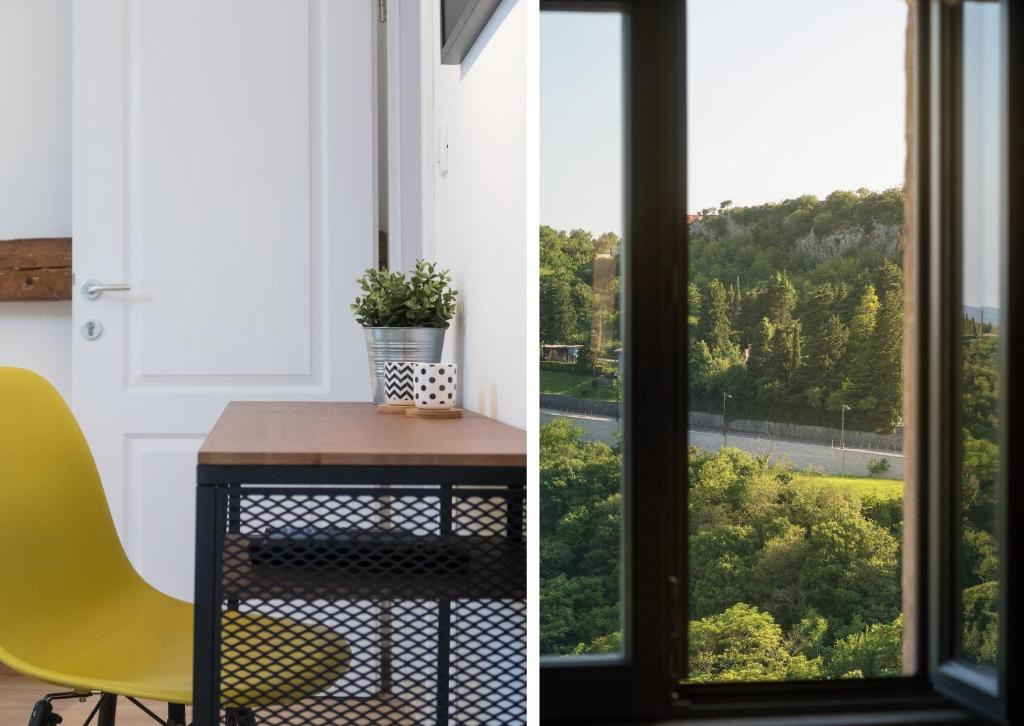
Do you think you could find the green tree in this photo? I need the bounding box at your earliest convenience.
[688,282,702,336]
[541,574,619,655]
[802,283,849,391]
[962,581,998,666]
[826,616,903,678]
[748,317,776,384]
[872,260,904,431]
[800,517,900,630]
[769,320,803,385]
[540,272,575,343]
[729,278,743,340]
[540,420,622,655]
[688,604,824,683]
[701,279,735,353]
[761,271,797,328]
[847,283,881,427]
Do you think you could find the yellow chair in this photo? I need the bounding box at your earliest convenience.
[0,368,351,726]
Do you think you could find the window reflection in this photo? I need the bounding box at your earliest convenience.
[956,0,1002,671]
[539,9,626,659]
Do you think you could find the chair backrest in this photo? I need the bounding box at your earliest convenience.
[0,367,142,662]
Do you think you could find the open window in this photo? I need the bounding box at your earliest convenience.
[540,0,1021,722]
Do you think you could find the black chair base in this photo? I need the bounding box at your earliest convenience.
[225,707,258,726]
[28,692,194,726]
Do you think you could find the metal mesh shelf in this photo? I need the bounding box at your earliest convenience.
[196,479,525,726]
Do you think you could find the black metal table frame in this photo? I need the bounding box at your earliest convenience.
[192,464,526,726]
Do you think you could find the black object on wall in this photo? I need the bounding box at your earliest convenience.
[441,0,503,65]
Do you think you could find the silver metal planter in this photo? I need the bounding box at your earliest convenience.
[363,326,447,403]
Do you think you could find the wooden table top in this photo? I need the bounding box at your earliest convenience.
[198,402,526,467]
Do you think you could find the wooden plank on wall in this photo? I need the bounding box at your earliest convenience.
[0,237,72,301]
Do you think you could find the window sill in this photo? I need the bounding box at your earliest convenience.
[658,708,980,726]
[664,687,990,726]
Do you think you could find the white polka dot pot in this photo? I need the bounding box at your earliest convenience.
[413,363,458,410]
[383,361,416,405]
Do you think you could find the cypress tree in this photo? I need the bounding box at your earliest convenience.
[872,262,904,432]
[762,271,797,328]
[688,282,702,339]
[730,277,743,343]
[848,283,881,427]
[541,273,576,343]
[748,317,776,383]
[803,283,846,389]
[701,279,734,354]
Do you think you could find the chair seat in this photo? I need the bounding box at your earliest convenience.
[1,590,350,707]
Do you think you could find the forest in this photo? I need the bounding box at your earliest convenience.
[540,396,998,678]
[541,188,908,432]
[540,188,1000,679]
[541,419,906,678]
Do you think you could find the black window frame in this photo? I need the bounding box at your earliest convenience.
[539,0,1024,722]
[539,1,681,720]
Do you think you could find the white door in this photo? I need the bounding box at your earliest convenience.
[71,0,377,601]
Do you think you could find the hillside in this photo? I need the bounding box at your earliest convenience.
[541,187,910,433]
[964,305,1000,325]
[688,188,904,305]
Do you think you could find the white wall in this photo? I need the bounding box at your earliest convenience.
[432,0,532,429]
[0,0,72,399]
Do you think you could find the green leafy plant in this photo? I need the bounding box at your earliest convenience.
[351,260,457,327]
[866,457,891,477]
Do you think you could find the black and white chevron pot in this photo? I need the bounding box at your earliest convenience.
[383,361,416,405]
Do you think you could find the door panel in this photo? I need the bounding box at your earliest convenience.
[72,0,376,601]
[125,435,206,598]
[132,1,312,379]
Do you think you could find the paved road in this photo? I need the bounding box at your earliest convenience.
[540,410,903,479]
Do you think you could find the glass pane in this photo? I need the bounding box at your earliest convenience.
[539,10,626,658]
[686,0,910,682]
[955,0,1002,674]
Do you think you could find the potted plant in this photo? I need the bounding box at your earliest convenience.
[352,259,458,402]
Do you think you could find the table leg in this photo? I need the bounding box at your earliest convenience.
[194,484,223,726]
[507,485,524,542]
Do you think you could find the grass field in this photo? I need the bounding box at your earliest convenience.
[540,369,619,402]
[790,473,903,500]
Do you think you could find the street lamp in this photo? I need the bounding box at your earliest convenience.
[840,403,851,474]
[723,392,733,447]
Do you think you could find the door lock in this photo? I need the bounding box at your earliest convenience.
[81,320,104,341]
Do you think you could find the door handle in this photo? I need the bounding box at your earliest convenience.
[82,279,131,300]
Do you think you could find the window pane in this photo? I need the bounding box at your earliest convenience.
[539,10,626,659]
[955,0,1002,674]
[686,0,909,682]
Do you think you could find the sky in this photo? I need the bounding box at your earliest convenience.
[541,1,1003,308]
[961,2,1002,310]
[540,0,908,236]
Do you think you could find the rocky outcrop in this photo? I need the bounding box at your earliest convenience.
[796,222,902,260]
[690,213,745,241]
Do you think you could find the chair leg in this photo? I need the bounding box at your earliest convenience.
[167,703,187,726]
[97,694,117,726]
[225,707,258,726]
